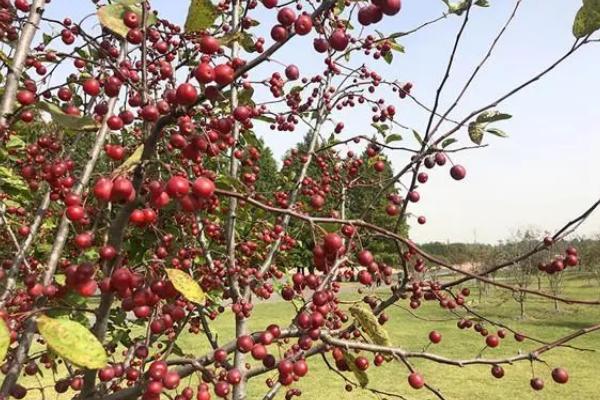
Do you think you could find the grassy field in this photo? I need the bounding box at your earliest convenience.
[18,274,600,400]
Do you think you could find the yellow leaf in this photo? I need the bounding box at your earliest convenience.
[185,0,217,32]
[166,269,205,303]
[343,351,369,388]
[110,144,143,178]
[37,315,107,369]
[0,319,10,362]
[349,304,392,347]
[97,3,157,38]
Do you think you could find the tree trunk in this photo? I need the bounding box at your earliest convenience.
[519,299,525,318]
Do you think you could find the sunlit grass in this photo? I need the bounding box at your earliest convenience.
[17,274,600,400]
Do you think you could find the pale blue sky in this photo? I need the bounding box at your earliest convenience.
[43,1,600,244]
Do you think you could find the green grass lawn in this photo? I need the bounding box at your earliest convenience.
[18,275,600,399]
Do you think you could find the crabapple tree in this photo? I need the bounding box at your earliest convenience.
[0,0,599,400]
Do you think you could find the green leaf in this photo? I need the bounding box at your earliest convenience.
[54,275,66,286]
[291,297,304,312]
[475,0,490,6]
[35,243,52,255]
[216,175,245,191]
[63,291,87,307]
[220,31,255,52]
[573,0,600,38]
[239,33,255,52]
[384,134,403,144]
[475,110,512,123]
[43,33,53,45]
[242,131,260,148]
[343,351,369,388]
[165,269,205,303]
[37,102,99,132]
[238,87,255,106]
[338,19,354,30]
[185,0,217,32]
[0,50,11,67]
[0,166,29,195]
[441,138,457,148]
[81,248,100,262]
[382,51,393,64]
[412,129,424,145]
[319,222,341,233]
[6,135,25,150]
[486,128,508,138]
[255,115,276,124]
[371,123,389,135]
[71,312,91,328]
[220,31,243,47]
[326,133,339,146]
[0,319,9,362]
[97,3,157,38]
[444,0,468,15]
[42,217,57,231]
[389,41,405,53]
[245,18,260,27]
[468,122,484,145]
[36,315,108,369]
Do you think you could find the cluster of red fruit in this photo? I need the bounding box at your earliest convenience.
[267,71,287,99]
[405,282,469,311]
[59,18,79,45]
[421,151,468,181]
[192,35,235,90]
[0,0,17,42]
[54,340,207,400]
[167,115,238,160]
[490,364,569,392]
[334,346,423,390]
[312,232,346,271]
[94,173,216,217]
[1,201,28,239]
[354,250,394,286]
[357,0,402,26]
[63,262,98,297]
[358,36,395,61]
[269,7,313,44]
[139,360,182,400]
[93,176,135,203]
[234,146,268,190]
[204,324,307,397]
[281,273,324,303]
[538,245,578,274]
[17,135,74,193]
[103,143,127,160]
[285,277,354,344]
[100,266,190,327]
[332,347,374,371]
[456,317,527,346]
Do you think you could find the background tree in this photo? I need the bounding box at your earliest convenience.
[346,148,408,266]
[503,230,545,318]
